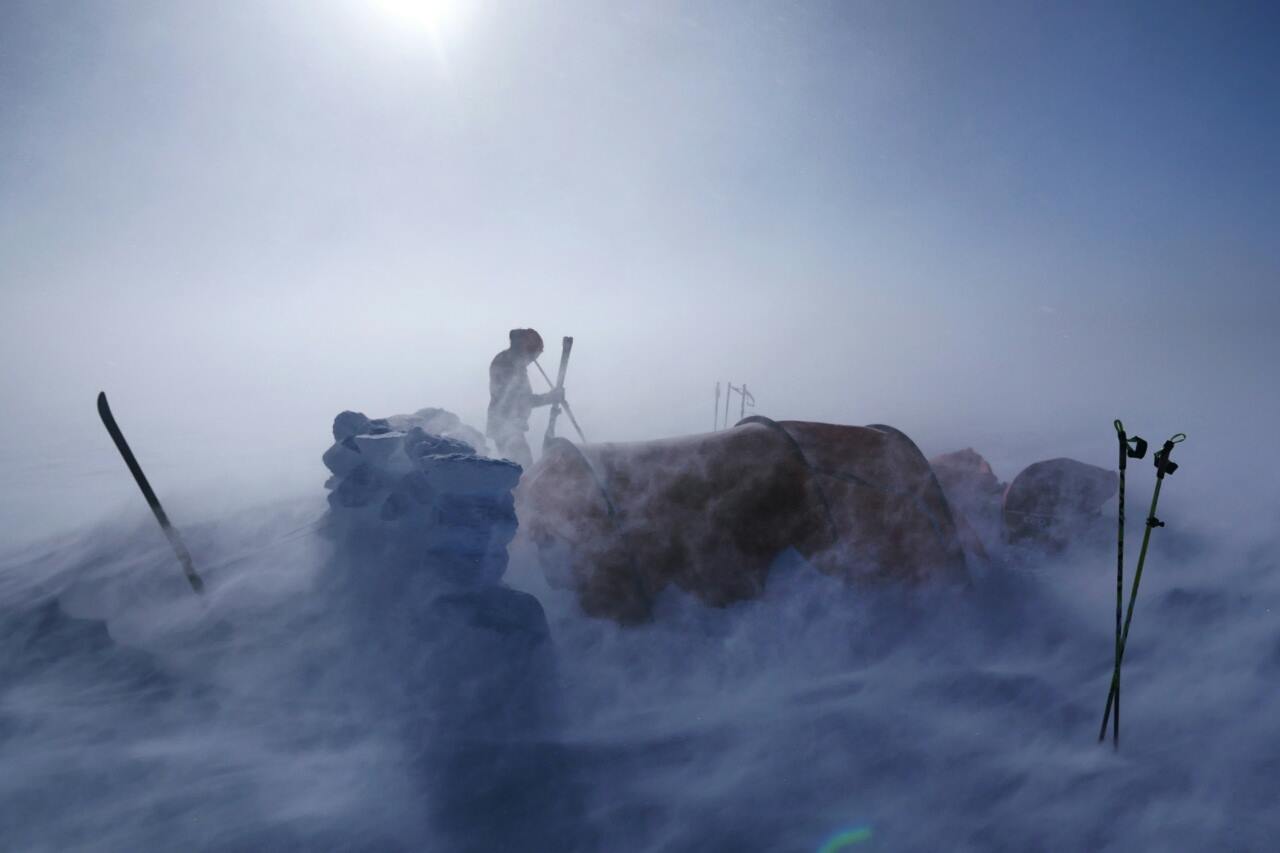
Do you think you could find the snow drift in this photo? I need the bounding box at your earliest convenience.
[1,405,1277,851]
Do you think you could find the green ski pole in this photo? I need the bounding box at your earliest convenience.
[1099,432,1184,744]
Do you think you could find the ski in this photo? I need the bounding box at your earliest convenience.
[543,336,573,451]
[97,392,204,593]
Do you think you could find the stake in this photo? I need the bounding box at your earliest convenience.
[715,382,721,431]
[97,392,204,594]
[1099,432,1184,744]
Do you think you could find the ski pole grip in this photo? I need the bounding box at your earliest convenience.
[1153,434,1183,478]
[1115,420,1146,469]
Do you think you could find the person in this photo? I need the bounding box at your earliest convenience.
[487,328,563,469]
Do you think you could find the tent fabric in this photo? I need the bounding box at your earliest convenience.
[516,419,968,624]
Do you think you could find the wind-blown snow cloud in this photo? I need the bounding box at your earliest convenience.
[1,2,1278,849]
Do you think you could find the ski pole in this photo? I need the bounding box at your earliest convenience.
[1099,432,1184,744]
[533,358,589,445]
[1104,419,1147,748]
[97,392,205,594]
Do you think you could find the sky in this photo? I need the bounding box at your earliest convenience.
[2,0,1278,542]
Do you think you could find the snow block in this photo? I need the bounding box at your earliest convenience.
[322,408,575,847]
[322,407,522,586]
[386,407,487,454]
[332,410,373,442]
[321,436,365,477]
[405,427,475,460]
[352,432,414,476]
[415,586,556,732]
[430,494,519,554]
[421,454,522,496]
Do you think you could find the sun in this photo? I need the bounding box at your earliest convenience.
[372,0,468,40]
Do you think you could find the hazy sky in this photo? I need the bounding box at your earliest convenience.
[2,1,1278,539]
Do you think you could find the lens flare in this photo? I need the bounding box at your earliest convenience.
[818,826,873,852]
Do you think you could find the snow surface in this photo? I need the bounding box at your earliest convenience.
[2,436,1278,851]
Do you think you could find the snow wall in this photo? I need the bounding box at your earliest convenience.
[319,407,586,850]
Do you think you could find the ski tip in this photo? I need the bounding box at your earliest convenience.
[97,391,109,411]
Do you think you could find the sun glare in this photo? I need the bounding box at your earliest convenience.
[373,0,468,40]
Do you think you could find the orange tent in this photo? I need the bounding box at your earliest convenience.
[516,417,968,623]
